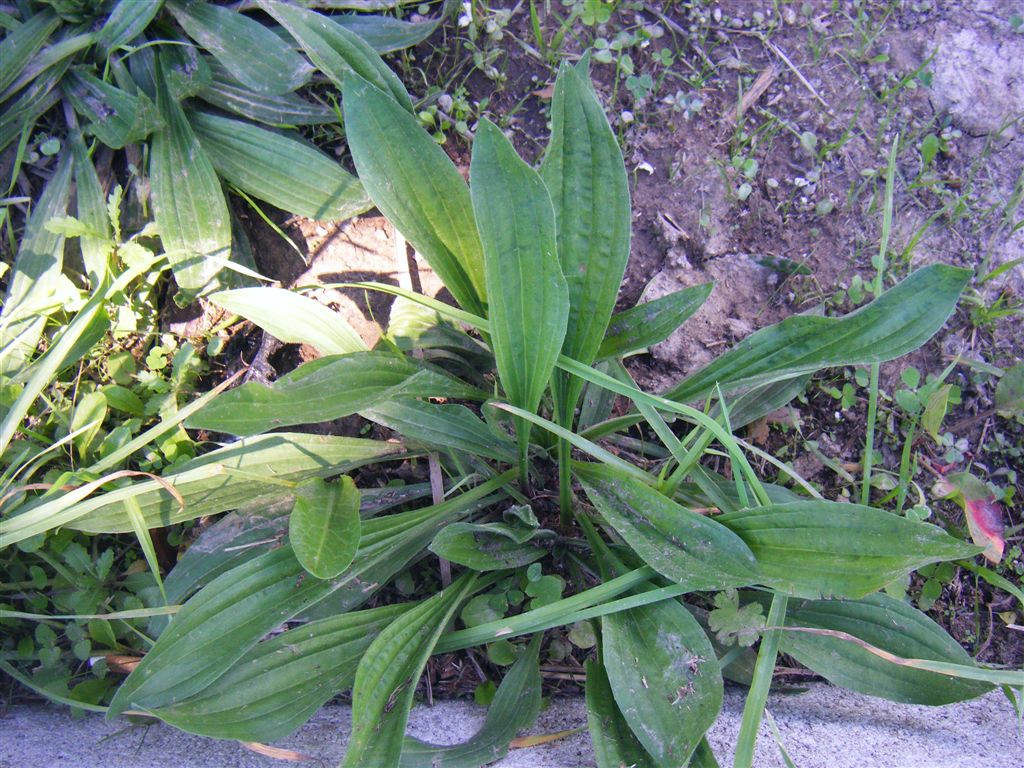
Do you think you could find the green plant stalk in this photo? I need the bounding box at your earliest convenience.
[438,581,694,653]
[553,370,584,527]
[123,495,167,603]
[557,437,573,527]
[958,560,1024,612]
[555,358,772,506]
[733,592,788,768]
[860,363,881,506]
[861,136,898,504]
[0,605,180,621]
[895,415,918,515]
[435,566,662,652]
[662,426,713,498]
[516,419,531,489]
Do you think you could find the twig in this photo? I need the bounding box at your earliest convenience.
[729,29,831,109]
[761,36,830,109]
[727,64,778,125]
[429,454,452,588]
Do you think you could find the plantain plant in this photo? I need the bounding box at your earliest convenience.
[0,0,453,299]
[4,48,1022,768]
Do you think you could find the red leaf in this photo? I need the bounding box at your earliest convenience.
[940,472,1006,564]
[964,496,1005,564]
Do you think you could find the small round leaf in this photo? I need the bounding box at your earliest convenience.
[289,477,361,579]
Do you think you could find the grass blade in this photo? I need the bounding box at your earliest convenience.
[586,659,657,768]
[151,603,411,741]
[597,284,713,360]
[197,60,335,125]
[68,129,111,284]
[0,151,72,375]
[540,58,630,370]
[769,592,996,703]
[97,0,162,55]
[363,398,517,463]
[64,69,162,149]
[41,435,399,537]
[575,462,761,590]
[0,10,59,95]
[733,593,787,768]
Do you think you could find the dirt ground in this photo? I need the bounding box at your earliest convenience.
[200,1,1023,667]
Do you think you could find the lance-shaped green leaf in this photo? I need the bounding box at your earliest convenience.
[187,351,486,436]
[717,502,980,599]
[167,0,311,95]
[290,477,361,579]
[97,0,163,55]
[334,8,446,53]
[68,129,110,283]
[109,474,508,717]
[210,286,366,355]
[429,505,550,571]
[597,284,713,360]
[471,119,569,415]
[198,60,335,125]
[586,659,657,768]
[603,595,722,766]
[362,398,517,463]
[151,53,230,294]
[664,264,971,403]
[342,574,478,768]
[0,61,65,153]
[153,603,412,741]
[575,463,760,590]
[343,75,486,314]
[259,0,411,111]
[64,69,161,149]
[1,30,95,102]
[108,546,335,716]
[0,152,72,376]
[190,110,369,221]
[400,634,542,768]
[41,434,400,538]
[0,9,59,95]
[757,592,994,704]
[540,59,630,369]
